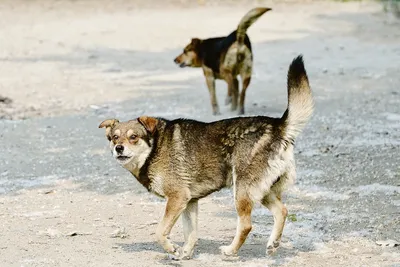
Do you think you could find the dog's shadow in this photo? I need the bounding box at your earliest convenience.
[117,238,302,265]
[116,238,220,255]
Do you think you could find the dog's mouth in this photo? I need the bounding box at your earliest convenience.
[116,155,132,162]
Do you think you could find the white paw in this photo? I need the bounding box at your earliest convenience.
[166,243,182,260]
[266,241,280,255]
[219,245,237,256]
[266,246,276,255]
[167,246,194,260]
[180,246,194,260]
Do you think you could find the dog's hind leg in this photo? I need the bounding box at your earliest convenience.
[238,74,251,115]
[225,88,232,106]
[156,193,190,258]
[223,73,239,112]
[232,78,239,110]
[181,199,198,259]
[224,78,238,107]
[261,192,288,255]
[220,192,253,256]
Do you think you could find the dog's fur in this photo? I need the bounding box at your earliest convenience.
[174,7,271,115]
[99,56,313,260]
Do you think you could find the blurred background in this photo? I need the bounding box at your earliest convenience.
[0,1,399,267]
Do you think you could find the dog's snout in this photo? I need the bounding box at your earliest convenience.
[174,58,179,64]
[115,145,124,154]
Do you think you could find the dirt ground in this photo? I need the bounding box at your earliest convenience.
[0,0,399,266]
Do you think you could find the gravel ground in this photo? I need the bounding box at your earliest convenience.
[0,1,399,266]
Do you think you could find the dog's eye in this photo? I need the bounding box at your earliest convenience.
[112,135,118,141]
[129,135,139,143]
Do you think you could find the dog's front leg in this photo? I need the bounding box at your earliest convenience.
[181,199,198,259]
[203,68,220,115]
[156,194,189,258]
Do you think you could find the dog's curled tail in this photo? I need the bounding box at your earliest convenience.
[236,7,271,45]
[281,55,314,143]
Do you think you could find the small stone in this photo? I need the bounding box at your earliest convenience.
[110,227,129,239]
[90,105,101,110]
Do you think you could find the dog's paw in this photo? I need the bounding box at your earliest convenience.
[167,253,181,261]
[266,246,277,256]
[167,247,193,261]
[180,253,192,260]
[179,247,194,260]
[212,110,221,116]
[238,108,244,115]
[266,241,280,255]
[167,243,181,256]
[167,245,183,261]
[219,245,237,257]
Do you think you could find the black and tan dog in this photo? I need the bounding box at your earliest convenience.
[99,56,313,259]
[174,7,271,115]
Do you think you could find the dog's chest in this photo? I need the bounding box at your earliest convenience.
[149,175,165,197]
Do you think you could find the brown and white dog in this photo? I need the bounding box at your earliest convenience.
[99,56,313,260]
[174,7,271,115]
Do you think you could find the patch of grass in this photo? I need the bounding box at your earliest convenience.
[382,0,400,18]
[287,214,298,222]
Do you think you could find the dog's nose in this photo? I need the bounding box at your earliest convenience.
[174,58,178,63]
[115,145,124,154]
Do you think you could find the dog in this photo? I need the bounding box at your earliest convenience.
[174,7,271,115]
[99,56,313,259]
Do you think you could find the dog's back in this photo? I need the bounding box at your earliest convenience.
[148,56,313,201]
[174,7,271,115]
[201,31,252,74]
[201,8,270,76]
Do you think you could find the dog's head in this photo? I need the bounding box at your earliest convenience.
[98,116,158,170]
[174,38,202,68]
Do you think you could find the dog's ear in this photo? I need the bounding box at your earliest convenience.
[99,119,119,141]
[191,38,201,46]
[98,119,119,129]
[138,116,158,135]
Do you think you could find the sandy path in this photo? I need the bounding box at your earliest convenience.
[1,0,398,119]
[0,1,399,266]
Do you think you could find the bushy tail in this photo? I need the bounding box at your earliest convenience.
[281,55,314,142]
[236,7,271,45]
